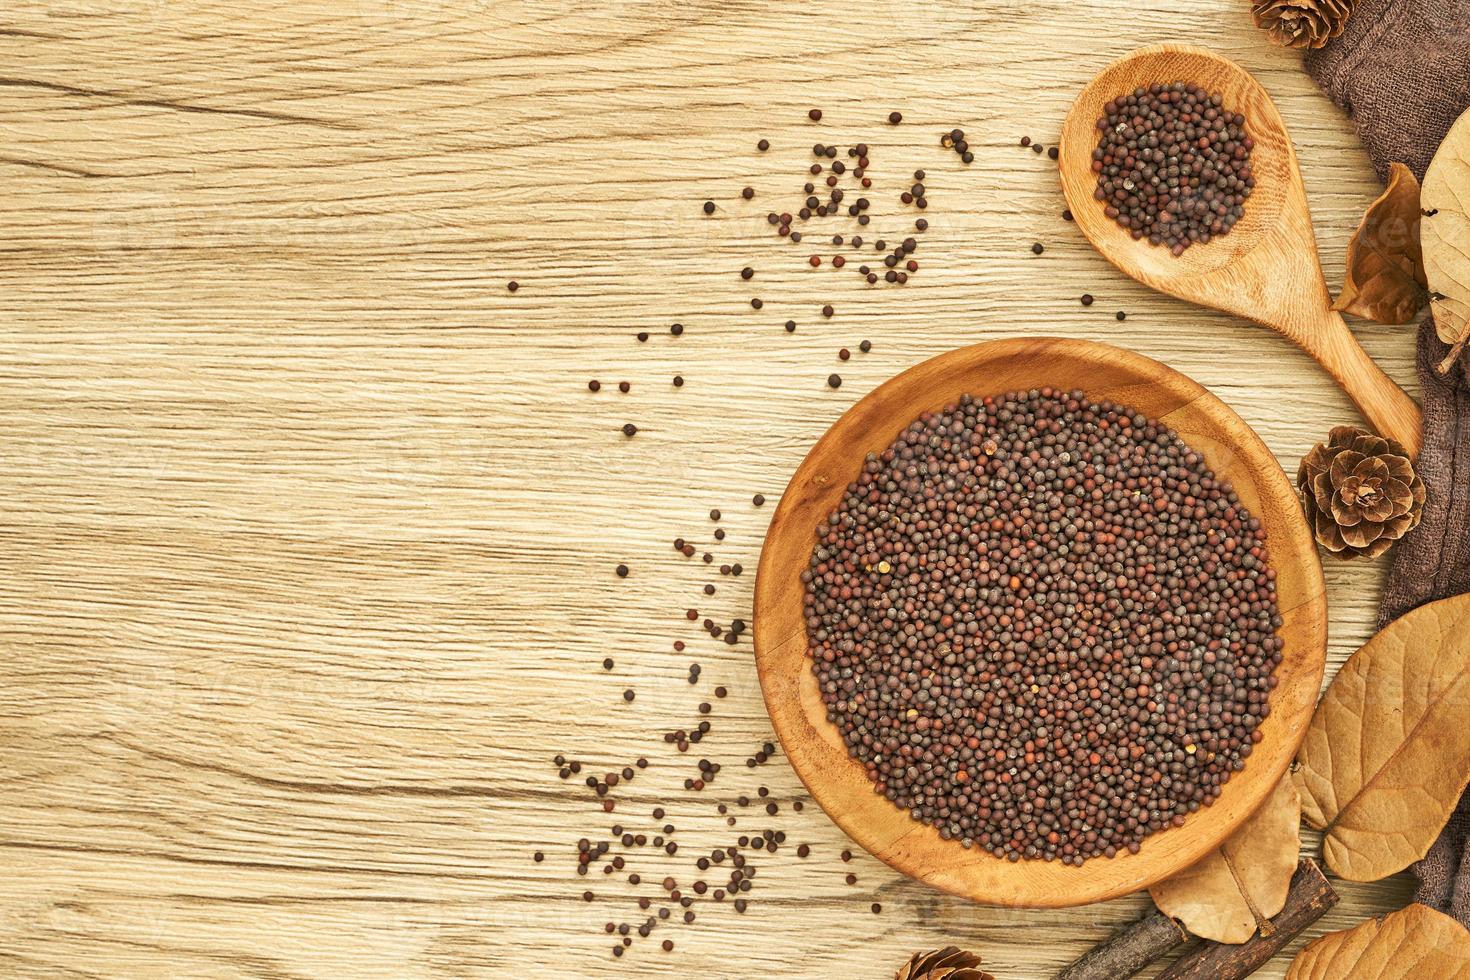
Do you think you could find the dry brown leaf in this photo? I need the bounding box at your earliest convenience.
[1148,775,1300,943]
[1295,593,1470,881]
[1286,902,1470,979]
[1333,163,1428,324]
[1422,106,1470,372]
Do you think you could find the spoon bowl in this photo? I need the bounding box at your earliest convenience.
[1058,43,1421,456]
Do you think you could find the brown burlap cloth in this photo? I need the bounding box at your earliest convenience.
[1305,0,1470,927]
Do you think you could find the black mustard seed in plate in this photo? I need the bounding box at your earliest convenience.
[803,388,1283,864]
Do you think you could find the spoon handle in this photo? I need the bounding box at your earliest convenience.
[1299,310,1423,458]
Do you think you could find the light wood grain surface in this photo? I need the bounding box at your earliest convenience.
[0,2,1420,977]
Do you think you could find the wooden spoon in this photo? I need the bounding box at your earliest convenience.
[1058,43,1423,457]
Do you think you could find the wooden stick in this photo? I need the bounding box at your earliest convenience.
[1153,859,1338,980]
[1055,908,1188,980]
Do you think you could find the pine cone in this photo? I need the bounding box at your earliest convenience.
[1297,425,1425,559]
[894,947,995,980]
[1251,0,1354,49]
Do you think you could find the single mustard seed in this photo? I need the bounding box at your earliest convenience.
[1117,310,1128,321]
[827,373,842,388]
[703,201,715,215]
[888,111,902,124]
[1031,242,1045,255]
[507,281,519,292]
[588,380,601,392]
[622,689,635,702]
[1082,294,1095,306]
[808,108,822,121]
[621,423,637,437]
[615,564,628,578]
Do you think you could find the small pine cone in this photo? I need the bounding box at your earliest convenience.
[1251,0,1354,49]
[894,946,995,980]
[1297,425,1425,559]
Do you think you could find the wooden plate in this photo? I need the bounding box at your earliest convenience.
[753,338,1326,907]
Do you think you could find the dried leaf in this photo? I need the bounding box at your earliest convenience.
[1148,775,1300,943]
[1295,593,1470,881]
[1286,902,1470,979]
[1422,106,1470,372]
[1333,163,1428,324]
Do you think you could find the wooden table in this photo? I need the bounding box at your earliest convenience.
[0,2,1419,976]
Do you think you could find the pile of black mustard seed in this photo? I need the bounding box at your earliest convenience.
[1092,82,1255,256]
[802,388,1284,864]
